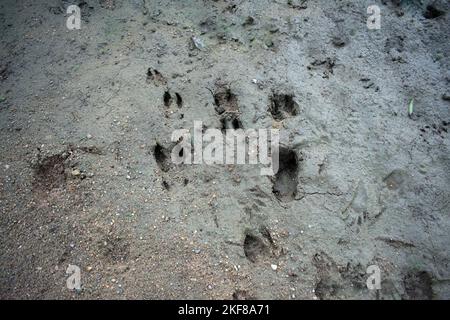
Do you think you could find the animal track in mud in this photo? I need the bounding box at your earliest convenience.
[153,143,171,172]
[212,82,243,131]
[213,84,238,114]
[342,181,383,233]
[163,90,183,108]
[33,154,68,191]
[313,252,341,299]
[146,68,167,86]
[313,252,366,299]
[269,93,299,121]
[240,186,270,218]
[220,115,243,130]
[360,78,379,92]
[272,147,299,202]
[175,92,183,107]
[403,271,433,300]
[423,5,445,19]
[163,91,172,107]
[385,35,406,62]
[419,121,449,141]
[243,226,276,263]
[243,233,269,263]
[307,58,335,78]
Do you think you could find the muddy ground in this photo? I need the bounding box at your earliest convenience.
[0,0,449,299]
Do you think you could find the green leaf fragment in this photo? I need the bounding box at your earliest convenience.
[408,98,414,116]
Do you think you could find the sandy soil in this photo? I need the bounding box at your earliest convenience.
[0,0,449,299]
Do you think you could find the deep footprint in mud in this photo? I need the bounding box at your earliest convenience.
[163,90,182,109]
[153,143,171,172]
[163,91,172,107]
[272,147,299,202]
[269,93,299,121]
[175,92,183,108]
[423,5,445,19]
[243,233,269,263]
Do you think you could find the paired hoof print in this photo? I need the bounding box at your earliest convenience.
[146,68,167,86]
[212,82,243,131]
[269,93,299,121]
[163,90,182,108]
[307,58,336,78]
[272,147,299,202]
[220,114,243,130]
[213,84,239,115]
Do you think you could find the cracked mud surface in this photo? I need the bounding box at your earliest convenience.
[0,0,449,299]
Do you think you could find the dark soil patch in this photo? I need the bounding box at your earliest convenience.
[33,154,68,191]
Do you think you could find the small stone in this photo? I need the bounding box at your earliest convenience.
[87,134,93,139]
[271,264,278,271]
[71,169,81,176]
[191,36,205,50]
[442,93,450,101]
